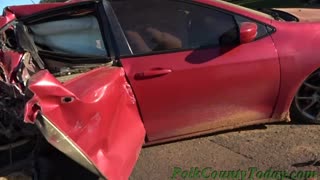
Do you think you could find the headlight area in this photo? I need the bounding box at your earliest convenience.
[34,113,103,178]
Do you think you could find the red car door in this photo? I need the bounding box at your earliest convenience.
[24,67,146,180]
[115,0,280,141]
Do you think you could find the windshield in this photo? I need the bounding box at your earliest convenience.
[213,0,274,20]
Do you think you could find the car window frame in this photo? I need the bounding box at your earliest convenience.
[18,0,115,63]
[102,0,132,65]
[108,0,276,59]
[189,1,276,39]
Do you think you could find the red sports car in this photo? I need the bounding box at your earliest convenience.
[0,0,319,179]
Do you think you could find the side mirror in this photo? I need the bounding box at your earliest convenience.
[240,22,258,44]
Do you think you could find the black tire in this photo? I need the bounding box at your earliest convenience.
[290,98,320,124]
[290,69,320,124]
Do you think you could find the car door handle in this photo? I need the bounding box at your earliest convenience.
[134,68,172,80]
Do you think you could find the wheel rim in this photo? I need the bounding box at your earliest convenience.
[295,70,320,121]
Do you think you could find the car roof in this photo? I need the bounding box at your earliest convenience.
[7,0,273,24]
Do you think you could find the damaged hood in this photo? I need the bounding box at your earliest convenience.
[275,8,320,22]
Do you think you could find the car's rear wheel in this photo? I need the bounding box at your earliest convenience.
[291,69,320,124]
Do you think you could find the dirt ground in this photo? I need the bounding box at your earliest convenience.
[131,122,320,179]
[1,122,320,179]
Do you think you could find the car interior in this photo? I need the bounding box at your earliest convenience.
[111,0,241,55]
[6,3,113,78]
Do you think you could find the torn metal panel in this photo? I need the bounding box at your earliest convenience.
[0,10,16,29]
[1,52,23,82]
[24,67,146,180]
[0,52,37,99]
[0,52,25,99]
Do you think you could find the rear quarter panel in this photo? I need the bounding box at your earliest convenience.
[271,21,320,119]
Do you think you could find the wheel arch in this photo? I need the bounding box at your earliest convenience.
[272,65,320,121]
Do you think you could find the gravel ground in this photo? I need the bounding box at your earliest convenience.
[1,122,320,179]
[131,122,320,180]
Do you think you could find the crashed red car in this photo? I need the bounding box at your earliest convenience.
[0,0,320,179]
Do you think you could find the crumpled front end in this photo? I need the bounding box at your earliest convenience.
[0,9,39,149]
[0,4,146,179]
[0,7,39,100]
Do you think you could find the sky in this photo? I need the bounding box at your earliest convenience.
[0,0,40,10]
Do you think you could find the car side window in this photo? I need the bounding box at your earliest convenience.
[29,15,107,57]
[111,0,239,55]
